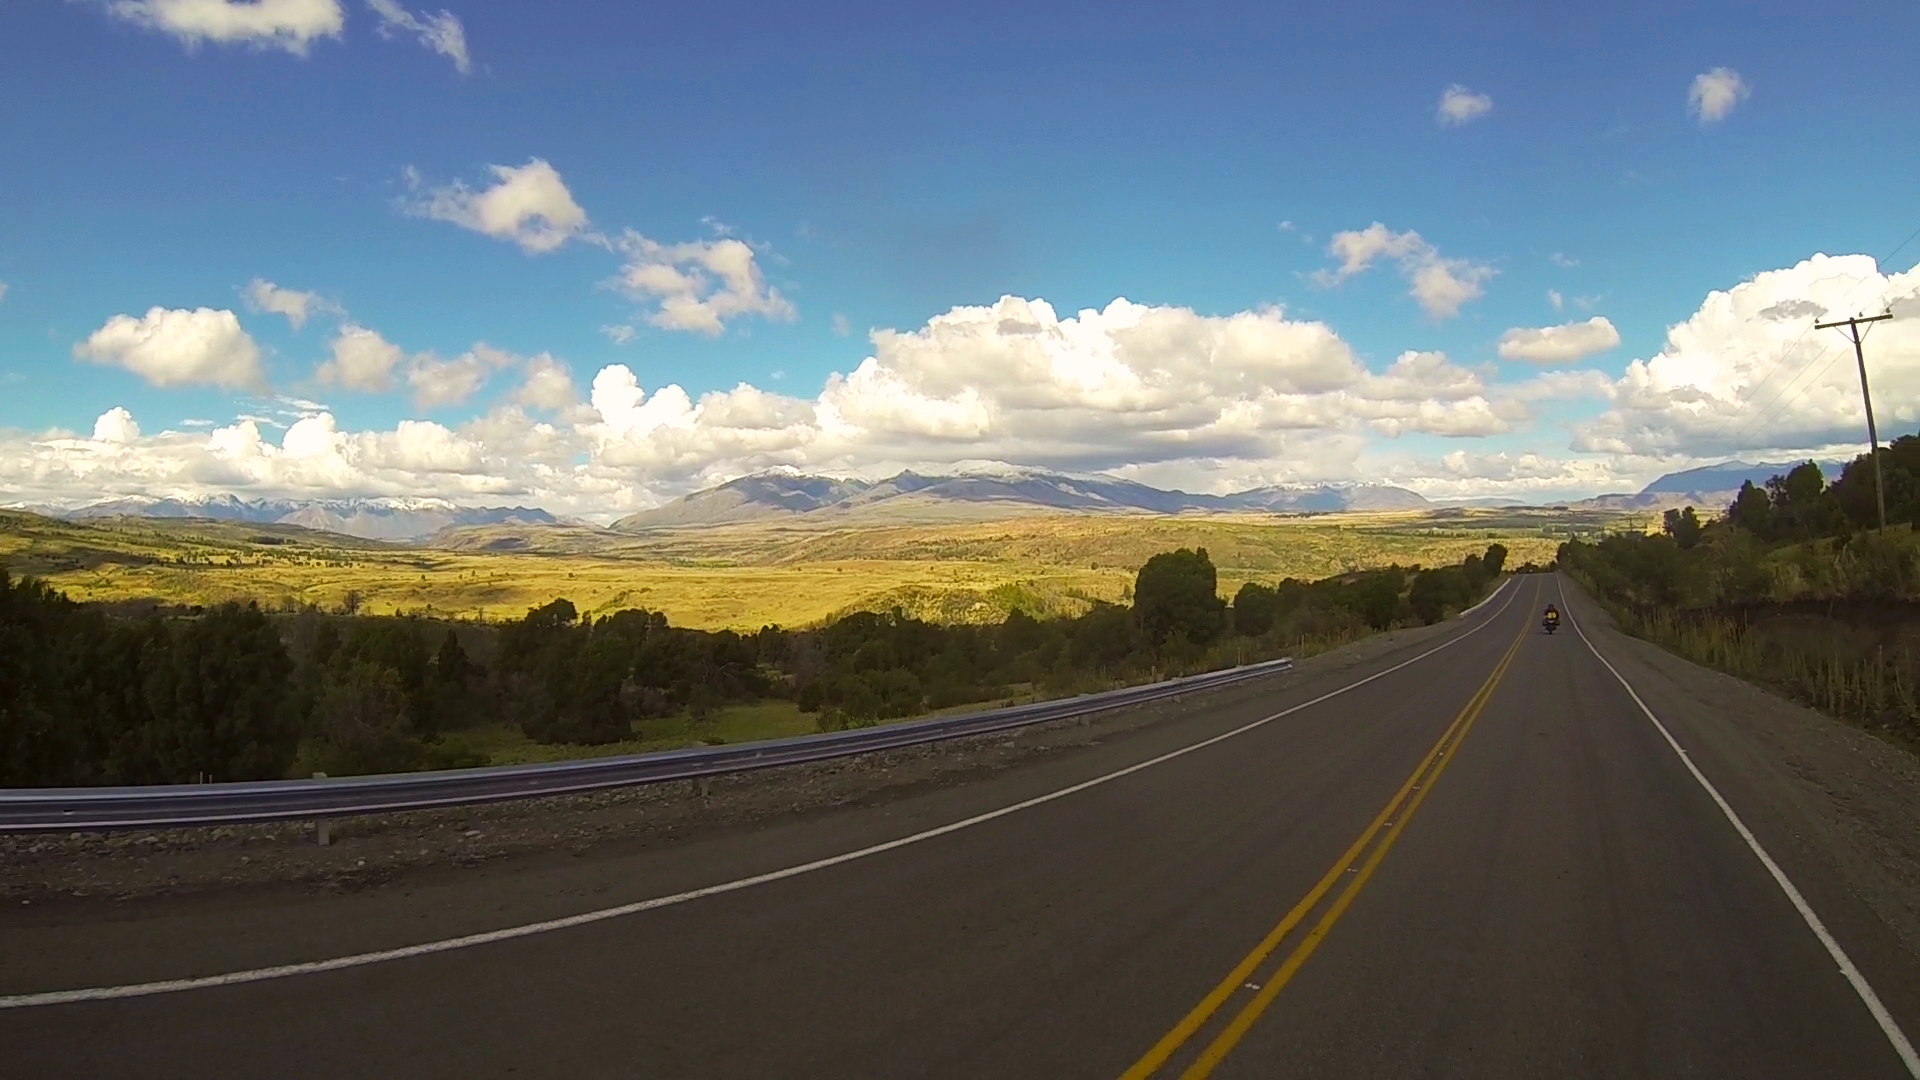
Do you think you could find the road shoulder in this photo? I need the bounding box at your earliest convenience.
[1557,574,1920,1031]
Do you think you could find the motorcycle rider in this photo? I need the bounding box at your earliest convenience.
[1543,603,1561,632]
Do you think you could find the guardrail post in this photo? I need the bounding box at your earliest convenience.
[312,772,330,846]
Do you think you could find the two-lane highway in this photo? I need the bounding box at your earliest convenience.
[4,575,1916,1078]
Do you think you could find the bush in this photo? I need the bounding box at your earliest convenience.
[796,681,826,713]
[1232,582,1279,637]
[307,661,424,776]
[1135,548,1225,645]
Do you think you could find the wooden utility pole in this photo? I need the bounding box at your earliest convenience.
[1815,311,1894,530]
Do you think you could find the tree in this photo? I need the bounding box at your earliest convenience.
[0,569,91,786]
[434,628,473,684]
[1231,582,1280,637]
[998,609,1045,654]
[1833,433,1920,530]
[1069,601,1138,669]
[1662,506,1704,550]
[1348,568,1406,631]
[1409,567,1468,625]
[1728,481,1774,538]
[1482,544,1509,577]
[526,597,579,630]
[1461,554,1487,587]
[136,602,299,783]
[1133,548,1226,645]
[310,661,423,775]
[1765,461,1842,541]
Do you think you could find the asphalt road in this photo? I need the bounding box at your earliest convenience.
[5,574,1918,1078]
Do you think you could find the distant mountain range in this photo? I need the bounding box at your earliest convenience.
[3,458,1859,543]
[610,468,1432,530]
[1573,458,1850,513]
[37,495,566,542]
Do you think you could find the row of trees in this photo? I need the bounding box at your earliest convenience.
[1,569,300,788]
[1563,432,1920,612]
[1,542,1513,787]
[1725,435,1920,543]
[1559,437,1920,740]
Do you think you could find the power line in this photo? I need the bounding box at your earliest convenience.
[1723,340,1836,450]
[1707,225,1918,456]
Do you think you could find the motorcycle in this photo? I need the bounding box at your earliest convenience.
[1542,617,1559,635]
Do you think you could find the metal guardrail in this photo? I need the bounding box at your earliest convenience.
[0,657,1295,833]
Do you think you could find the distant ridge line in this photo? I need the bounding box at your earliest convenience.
[609,468,1432,530]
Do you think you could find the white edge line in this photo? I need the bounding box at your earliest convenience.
[1,580,1522,1011]
[1558,576,1920,1078]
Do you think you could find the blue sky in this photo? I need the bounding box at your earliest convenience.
[2,0,1918,515]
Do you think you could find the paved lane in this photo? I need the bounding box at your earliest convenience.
[4,576,1915,1078]
[1190,575,1912,1079]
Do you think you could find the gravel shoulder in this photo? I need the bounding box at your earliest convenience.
[1,617,1465,908]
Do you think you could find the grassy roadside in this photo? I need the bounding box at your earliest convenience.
[440,696,1029,767]
[1566,573,1920,754]
[393,596,1442,770]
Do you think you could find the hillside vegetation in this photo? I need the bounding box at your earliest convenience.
[0,507,1596,629]
[1,544,1515,786]
[1561,434,1920,746]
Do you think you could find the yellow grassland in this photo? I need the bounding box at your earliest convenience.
[0,507,1633,629]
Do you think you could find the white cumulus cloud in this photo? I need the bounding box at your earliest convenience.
[1436,85,1493,126]
[1388,449,1649,504]
[51,288,1864,514]
[93,407,142,444]
[73,307,266,390]
[611,231,796,335]
[406,345,509,410]
[107,0,345,55]
[1575,253,1920,458]
[317,324,406,392]
[1312,222,1495,320]
[1548,289,1564,311]
[1689,67,1751,125]
[1,295,1548,515]
[600,324,636,345]
[515,354,579,411]
[407,159,589,254]
[242,278,337,329]
[318,325,513,407]
[365,0,469,73]
[1498,317,1622,364]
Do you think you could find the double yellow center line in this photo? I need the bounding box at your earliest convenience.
[1121,592,1535,1079]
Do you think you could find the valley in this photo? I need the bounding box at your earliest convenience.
[1,503,1627,629]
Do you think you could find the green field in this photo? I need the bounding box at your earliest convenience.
[0,507,1639,630]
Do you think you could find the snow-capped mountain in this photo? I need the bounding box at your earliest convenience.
[54,495,567,542]
[611,469,1431,529]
